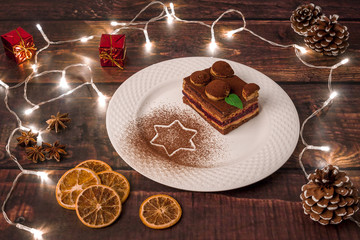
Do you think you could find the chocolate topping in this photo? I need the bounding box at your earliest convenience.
[243,83,260,96]
[242,83,260,100]
[190,70,211,86]
[205,80,230,101]
[210,61,234,77]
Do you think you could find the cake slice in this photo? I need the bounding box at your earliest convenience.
[182,61,260,135]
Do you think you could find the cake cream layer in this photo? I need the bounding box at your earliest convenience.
[183,96,259,134]
[183,91,259,127]
[183,75,257,120]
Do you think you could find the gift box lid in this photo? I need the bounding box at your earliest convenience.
[100,34,125,49]
[1,27,32,45]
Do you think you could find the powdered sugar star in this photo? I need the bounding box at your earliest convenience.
[150,120,198,157]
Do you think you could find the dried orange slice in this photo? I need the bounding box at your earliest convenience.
[56,167,100,210]
[76,185,122,228]
[75,159,112,173]
[139,194,182,229]
[97,171,130,203]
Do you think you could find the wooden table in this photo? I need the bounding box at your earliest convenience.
[1,1,359,239]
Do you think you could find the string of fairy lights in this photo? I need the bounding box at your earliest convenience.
[0,1,359,238]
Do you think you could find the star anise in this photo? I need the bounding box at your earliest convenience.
[46,112,71,133]
[43,141,67,162]
[26,145,45,163]
[16,130,38,146]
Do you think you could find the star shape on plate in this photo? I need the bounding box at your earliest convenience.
[150,120,198,157]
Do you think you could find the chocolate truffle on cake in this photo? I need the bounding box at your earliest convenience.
[242,83,260,101]
[205,80,230,101]
[210,61,234,78]
[190,70,211,86]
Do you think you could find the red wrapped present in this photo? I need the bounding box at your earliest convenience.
[1,27,36,64]
[99,34,126,69]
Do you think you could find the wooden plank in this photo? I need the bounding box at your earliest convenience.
[0,169,359,240]
[0,0,359,21]
[0,20,359,84]
[1,83,359,170]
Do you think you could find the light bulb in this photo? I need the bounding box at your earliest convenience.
[80,36,93,43]
[209,38,217,52]
[31,228,43,240]
[36,24,42,31]
[98,92,106,106]
[37,171,49,181]
[295,45,307,54]
[145,41,152,51]
[36,132,43,145]
[24,108,33,115]
[59,76,69,88]
[329,91,338,100]
[226,31,235,38]
[29,126,39,134]
[320,146,330,152]
[32,64,38,73]
[24,105,39,115]
[167,16,174,24]
[341,58,349,65]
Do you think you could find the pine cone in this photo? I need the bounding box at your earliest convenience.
[290,3,323,36]
[300,165,359,225]
[304,15,349,56]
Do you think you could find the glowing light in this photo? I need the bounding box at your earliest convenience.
[98,92,107,106]
[24,108,33,115]
[80,36,94,42]
[144,30,152,51]
[329,91,338,100]
[170,2,175,15]
[341,58,349,65]
[167,15,174,24]
[145,41,152,51]
[36,24,42,31]
[36,171,49,181]
[226,27,244,38]
[82,56,92,65]
[295,45,307,54]
[165,6,174,24]
[110,21,126,26]
[59,76,69,88]
[32,64,38,73]
[209,38,217,52]
[36,132,43,146]
[320,146,330,152]
[0,80,9,89]
[24,105,39,115]
[31,228,43,240]
[226,30,235,38]
[16,224,43,240]
[29,126,39,134]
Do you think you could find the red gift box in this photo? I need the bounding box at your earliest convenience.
[99,34,126,69]
[1,27,36,64]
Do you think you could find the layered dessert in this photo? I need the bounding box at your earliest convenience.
[182,61,260,135]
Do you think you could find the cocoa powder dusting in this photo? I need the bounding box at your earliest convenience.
[124,105,225,168]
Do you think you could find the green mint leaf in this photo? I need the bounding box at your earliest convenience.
[225,93,243,109]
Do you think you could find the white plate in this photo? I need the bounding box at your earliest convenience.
[106,57,299,192]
